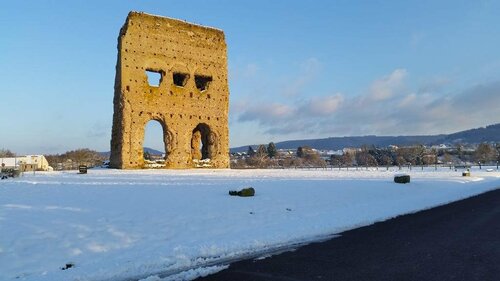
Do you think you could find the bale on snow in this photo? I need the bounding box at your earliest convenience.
[394,174,410,184]
[229,187,255,197]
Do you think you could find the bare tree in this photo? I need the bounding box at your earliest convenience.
[396,155,406,169]
[256,145,267,157]
[380,155,393,170]
[496,143,500,162]
[341,152,354,168]
[355,150,377,167]
[422,154,437,166]
[473,143,496,164]
[0,149,15,157]
[455,143,464,163]
[330,155,342,169]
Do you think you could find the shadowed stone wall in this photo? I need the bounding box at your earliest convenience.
[110,12,229,169]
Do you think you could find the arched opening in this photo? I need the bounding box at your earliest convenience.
[143,120,168,168]
[191,123,214,167]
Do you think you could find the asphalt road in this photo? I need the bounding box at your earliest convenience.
[197,188,500,281]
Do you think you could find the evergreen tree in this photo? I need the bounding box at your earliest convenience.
[247,146,256,156]
[297,146,304,158]
[267,142,277,158]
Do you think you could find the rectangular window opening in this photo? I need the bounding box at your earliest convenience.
[195,75,213,92]
[146,70,162,87]
[173,72,189,87]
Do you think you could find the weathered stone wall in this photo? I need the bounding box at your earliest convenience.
[110,12,230,169]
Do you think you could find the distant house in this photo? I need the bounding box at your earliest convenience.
[387,145,399,150]
[430,144,449,150]
[0,155,53,171]
[343,147,359,154]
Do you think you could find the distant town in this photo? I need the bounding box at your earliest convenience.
[231,142,499,169]
[1,124,499,173]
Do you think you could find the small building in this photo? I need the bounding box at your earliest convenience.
[0,155,53,171]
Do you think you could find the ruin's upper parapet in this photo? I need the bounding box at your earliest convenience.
[120,11,226,42]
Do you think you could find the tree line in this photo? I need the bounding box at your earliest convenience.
[45,149,105,170]
[231,142,327,169]
[330,143,500,168]
[231,142,500,169]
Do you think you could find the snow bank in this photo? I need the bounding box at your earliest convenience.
[0,168,499,280]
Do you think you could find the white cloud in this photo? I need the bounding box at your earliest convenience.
[368,68,407,101]
[238,103,295,124]
[300,94,344,116]
[397,93,417,108]
[234,68,500,138]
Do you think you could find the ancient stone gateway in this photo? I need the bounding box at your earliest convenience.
[110,12,229,169]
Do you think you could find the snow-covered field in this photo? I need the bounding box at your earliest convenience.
[1,167,499,281]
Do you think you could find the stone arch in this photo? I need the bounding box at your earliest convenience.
[142,118,174,164]
[191,123,215,161]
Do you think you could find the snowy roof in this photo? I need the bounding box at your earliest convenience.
[0,158,17,167]
[0,155,45,167]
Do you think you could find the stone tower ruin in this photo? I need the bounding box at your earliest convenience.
[110,12,230,169]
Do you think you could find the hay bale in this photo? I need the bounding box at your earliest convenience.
[229,187,255,197]
[239,187,255,197]
[394,174,410,184]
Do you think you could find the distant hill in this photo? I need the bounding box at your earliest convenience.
[99,147,163,158]
[439,123,500,144]
[143,147,164,155]
[231,123,500,152]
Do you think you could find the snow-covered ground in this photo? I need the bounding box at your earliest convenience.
[1,167,499,281]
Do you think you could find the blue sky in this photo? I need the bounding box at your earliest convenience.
[1,0,500,154]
